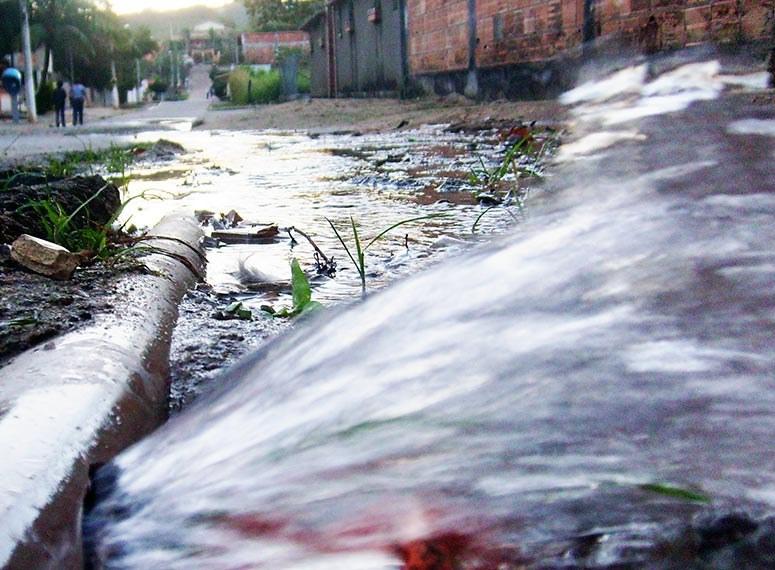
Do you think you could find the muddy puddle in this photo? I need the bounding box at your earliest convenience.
[117,124,554,408]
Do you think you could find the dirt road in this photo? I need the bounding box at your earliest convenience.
[0,64,566,165]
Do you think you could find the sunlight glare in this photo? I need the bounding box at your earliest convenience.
[110,0,233,15]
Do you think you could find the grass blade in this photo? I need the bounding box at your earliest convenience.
[364,213,448,251]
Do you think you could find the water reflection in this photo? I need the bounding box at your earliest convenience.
[121,125,534,308]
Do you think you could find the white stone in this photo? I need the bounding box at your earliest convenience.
[10,234,81,280]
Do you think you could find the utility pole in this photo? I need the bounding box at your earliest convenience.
[19,0,36,122]
[136,58,141,102]
[110,60,119,108]
[169,24,175,90]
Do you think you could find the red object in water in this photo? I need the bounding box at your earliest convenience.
[500,124,536,146]
[395,533,469,570]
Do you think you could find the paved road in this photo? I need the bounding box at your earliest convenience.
[0,64,214,163]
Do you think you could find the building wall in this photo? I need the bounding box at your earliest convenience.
[241,31,310,65]
[408,0,470,74]
[475,0,584,67]
[409,0,773,73]
[306,0,773,98]
[0,90,11,115]
[312,0,407,96]
[307,14,329,97]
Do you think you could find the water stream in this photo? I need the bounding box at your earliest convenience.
[85,51,775,569]
[123,125,535,305]
[118,120,550,406]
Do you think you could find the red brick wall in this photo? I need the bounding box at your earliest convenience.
[476,0,584,67]
[408,0,471,74]
[408,0,773,75]
[241,31,310,65]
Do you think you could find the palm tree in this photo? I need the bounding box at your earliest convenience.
[30,0,99,87]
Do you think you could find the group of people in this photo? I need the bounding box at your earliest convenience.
[52,80,86,127]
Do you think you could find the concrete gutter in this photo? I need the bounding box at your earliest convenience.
[0,214,205,570]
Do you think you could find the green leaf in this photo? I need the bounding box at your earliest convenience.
[298,300,323,317]
[223,301,252,320]
[0,317,39,328]
[269,259,322,319]
[364,213,449,251]
[638,483,711,503]
[327,217,360,272]
[290,258,311,308]
[471,206,495,233]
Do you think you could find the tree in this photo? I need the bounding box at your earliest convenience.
[242,0,324,31]
[0,1,21,63]
[30,0,93,87]
[114,25,157,92]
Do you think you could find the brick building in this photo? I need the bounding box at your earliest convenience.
[240,31,310,65]
[305,0,773,98]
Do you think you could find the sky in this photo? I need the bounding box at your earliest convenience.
[109,0,233,15]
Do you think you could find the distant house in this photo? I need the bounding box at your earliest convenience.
[240,31,309,65]
[190,21,230,64]
[303,0,773,99]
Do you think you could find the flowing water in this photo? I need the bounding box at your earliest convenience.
[85,49,775,569]
[122,123,534,304]
[119,114,550,405]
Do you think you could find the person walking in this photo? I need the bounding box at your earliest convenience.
[52,80,67,127]
[69,80,86,125]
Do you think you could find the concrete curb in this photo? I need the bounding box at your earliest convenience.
[0,214,204,570]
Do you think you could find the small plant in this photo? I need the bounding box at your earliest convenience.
[24,182,113,253]
[468,135,532,192]
[23,183,154,259]
[46,148,101,178]
[1,170,47,191]
[103,144,137,190]
[44,142,149,184]
[0,316,39,329]
[327,213,447,297]
[468,130,559,233]
[262,258,322,318]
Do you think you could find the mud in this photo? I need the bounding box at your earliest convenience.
[0,255,144,368]
[0,165,149,367]
[0,172,121,244]
[200,96,568,135]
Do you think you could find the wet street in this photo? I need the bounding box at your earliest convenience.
[84,56,775,570]
[1,63,553,408]
[123,116,545,407]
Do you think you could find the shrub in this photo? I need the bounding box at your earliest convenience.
[149,78,168,95]
[36,81,54,115]
[209,65,230,98]
[228,66,281,105]
[296,72,311,94]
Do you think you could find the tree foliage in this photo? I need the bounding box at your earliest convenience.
[242,0,324,31]
[22,0,158,93]
[30,0,94,86]
[0,1,21,62]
